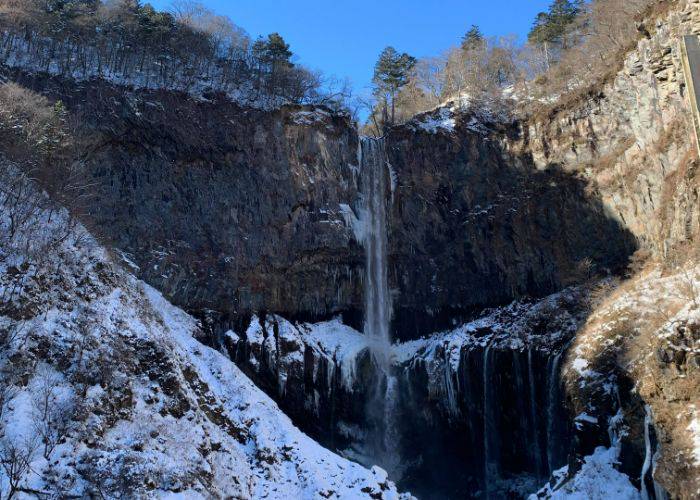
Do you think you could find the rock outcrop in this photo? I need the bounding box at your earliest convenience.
[0,165,410,499]
[522,0,700,258]
[2,69,366,327]
[385,116,635,340]
[224,288,591,498]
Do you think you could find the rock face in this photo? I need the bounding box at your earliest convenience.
[385,118,636,340]
[522,0,700,258]
[4,69,365,326]
[2,68,639,341]
[0,166,410,500]
[563,265,700,500]
[224,289,590,499]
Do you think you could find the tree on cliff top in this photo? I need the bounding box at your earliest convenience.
[528,0,583,68]
[461,25,485,52]
[252,32,294,68]
[372,46,416,126]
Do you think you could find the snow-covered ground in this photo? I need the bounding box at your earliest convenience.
[530,446,639,500]
[0,166,411,499]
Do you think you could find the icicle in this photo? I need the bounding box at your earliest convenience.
[641,405,653,500]
[444,348,459,417]
[641,405,670,500]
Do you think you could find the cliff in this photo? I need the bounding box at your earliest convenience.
[3,69,365,329]
[0,1,698,497]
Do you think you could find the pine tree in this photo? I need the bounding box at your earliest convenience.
[528,0,583,68]
[461,25,484,52]
[265,32,293,67]
[372,46,416,126]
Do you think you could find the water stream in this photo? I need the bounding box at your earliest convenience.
[359,136,400,476]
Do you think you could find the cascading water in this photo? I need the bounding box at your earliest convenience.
[482,344,498,498]
[547,351,563,474]
[358,137,401,476]
[360,137,392,370]
[528,348,544,479]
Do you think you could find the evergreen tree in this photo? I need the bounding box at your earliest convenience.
[461,25,484,52]
[253,32,293,68]
[528,0,583,68]
[372,46,416,125]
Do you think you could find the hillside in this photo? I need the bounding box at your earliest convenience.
[0,166,408,498]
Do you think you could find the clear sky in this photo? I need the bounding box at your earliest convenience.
[147,0,552,96]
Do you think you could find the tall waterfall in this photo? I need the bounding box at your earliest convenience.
[358,137,400,476]
[360,137,392,364]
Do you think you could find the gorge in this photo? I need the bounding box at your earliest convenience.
[0,0,699,499]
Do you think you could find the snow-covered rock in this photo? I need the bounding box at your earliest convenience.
[0,167,411,499]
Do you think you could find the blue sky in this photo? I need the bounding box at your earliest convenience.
[148,0,552,96]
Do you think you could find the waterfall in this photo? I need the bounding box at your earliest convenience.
[528,348,544,478]
[360,137,392,367]
[641,405,670,500]
[641,405,653,500]
[359,137,399,475]
[547,351,563,474]
[483,344,498,498]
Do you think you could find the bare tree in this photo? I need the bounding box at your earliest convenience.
[0,382,17,422]
[0,436,37,499]
[32,366,75,460]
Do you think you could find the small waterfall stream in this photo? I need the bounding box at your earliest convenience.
[528,348,544,479]
[483,344,497,498]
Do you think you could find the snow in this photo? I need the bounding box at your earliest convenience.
[572,358,591,376]
[530,447,640,500]
[415,107,456,134]
[688,407,700,467]
[145,287,409,499]
[0,167,412,499]
[392,287,583,365]
[0,36,279,110]
[290,109,332,126]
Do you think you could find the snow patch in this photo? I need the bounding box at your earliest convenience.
[688,407,700,467]
[530,447,640,499]
[414,107,455,134]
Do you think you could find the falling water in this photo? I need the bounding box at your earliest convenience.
[360,137,392,366]
[528,348,544,478]
[359,137,399,475]
[641,405,653,500]
[483,344,498,498]
[547,351,563,474]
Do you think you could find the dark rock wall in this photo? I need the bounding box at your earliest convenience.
[3,69,637,340]
[397,345,571,499]
[5,70,365,324]
[385,121,636,340]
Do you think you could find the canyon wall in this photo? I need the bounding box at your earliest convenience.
[4,70,366,326]
[522,0,700,258]
[2,67,638,341]
[385,119,635,340]
[1,1,698,496]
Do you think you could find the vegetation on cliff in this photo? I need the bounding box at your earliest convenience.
[0,0,350,109]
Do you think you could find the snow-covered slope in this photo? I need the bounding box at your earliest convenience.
[0,167,409,498]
